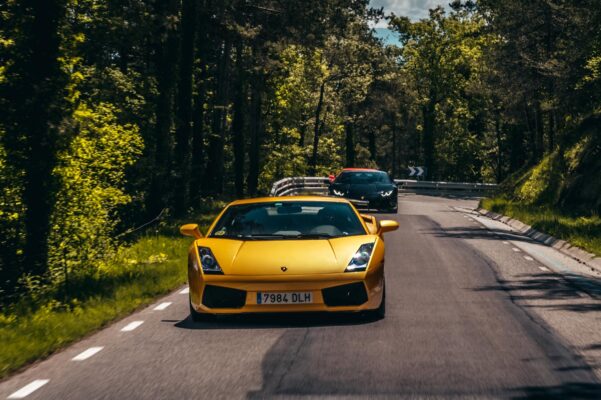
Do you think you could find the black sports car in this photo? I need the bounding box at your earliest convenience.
[328,168,398,213]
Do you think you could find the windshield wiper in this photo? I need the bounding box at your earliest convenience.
[290,234,334,239]
[242,234,289,240]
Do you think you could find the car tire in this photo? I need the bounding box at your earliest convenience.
[189,298,212,323]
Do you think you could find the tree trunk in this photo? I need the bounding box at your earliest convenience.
[148,0,180,215]
[309,81,326,175]
[345,105,355,167]
[172,0,197,216]
[4,0,67,276]
[203,40,231,195]
[391,114,397,177]
[189,5,209,206]
[345,121,355,167]
[548,111,556,153]
[534,102,544,161]
[247,80,263,196]
[298,113,307,147]
[368,130,376,162]
[523,104,537,164]
[232,44,246,198]
[422,98,436,180]
[508,124,525,172]
[494,112,503,183]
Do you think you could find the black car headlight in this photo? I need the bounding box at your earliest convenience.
[380,190,394,197]
[345,243,374,272]
[197,247,223,274]
[333,189,345,196]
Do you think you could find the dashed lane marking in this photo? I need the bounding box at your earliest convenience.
[512,247,521,252]
[153,302,172,311]
[72,346,104,361]
[179,287,189,294]
[539,266,550,272]
[7,380,49,399]
[121,321,144,332]
[502,241,510,245]
[524,256,534,261]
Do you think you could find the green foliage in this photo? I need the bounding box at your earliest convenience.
[499,120,601,215]
[0,138,25,294]
[515,154,557,204]
[48,102,143,286]
[390,6,498,181]
[481,197,601,258]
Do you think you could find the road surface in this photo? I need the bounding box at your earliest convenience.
[2,195,601,399]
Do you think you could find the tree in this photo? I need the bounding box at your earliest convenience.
[1,0,68,277]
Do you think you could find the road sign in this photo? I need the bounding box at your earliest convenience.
[408,166,426,178]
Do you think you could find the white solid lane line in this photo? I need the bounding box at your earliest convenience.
[179,287,189,294]
[121,321,144,332]
[524,256,534,261]
[153,302,172,311]
[72,346,104,361]
[7,380,50,399]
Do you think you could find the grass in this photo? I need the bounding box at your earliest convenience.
[481,197,601,257]
[0,206,222,379]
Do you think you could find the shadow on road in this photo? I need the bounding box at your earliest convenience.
[172,311,380,330]
[507,382,601,399]
[473,273,601,312]
[427,226,537,244]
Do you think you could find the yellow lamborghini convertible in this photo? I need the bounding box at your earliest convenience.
[180,196,398,320]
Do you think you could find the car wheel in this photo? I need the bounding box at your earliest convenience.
[189,298,212,323]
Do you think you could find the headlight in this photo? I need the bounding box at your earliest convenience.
[345,243,374,272]
[197,247,223,274]
[333,189,345,196]
[380,190,394,197]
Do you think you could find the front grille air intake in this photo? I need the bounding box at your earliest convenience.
[322,282,368,307]
[202,285,246,309]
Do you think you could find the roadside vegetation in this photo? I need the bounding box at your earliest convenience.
[482,123,601,257]
[0,205,221,379]
[481,198,601,257]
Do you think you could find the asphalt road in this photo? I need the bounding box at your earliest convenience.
[2,195,601,399]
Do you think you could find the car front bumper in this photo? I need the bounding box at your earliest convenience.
[189,270,384,315]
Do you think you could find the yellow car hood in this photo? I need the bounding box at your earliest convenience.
[198,235,378,275]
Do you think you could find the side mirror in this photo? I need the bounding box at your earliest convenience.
[179,223,203,239]
[328,174,336,184]
[379,220,399,234]
[360,213,379,234]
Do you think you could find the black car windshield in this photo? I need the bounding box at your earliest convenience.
[209,201,366,239]
[335,171,392,184]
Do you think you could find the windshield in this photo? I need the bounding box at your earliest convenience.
[209,201,366,239]
[335,171,391,184]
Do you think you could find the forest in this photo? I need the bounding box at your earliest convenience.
[1,0,601,303]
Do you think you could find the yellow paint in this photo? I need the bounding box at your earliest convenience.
[182,196,398,315]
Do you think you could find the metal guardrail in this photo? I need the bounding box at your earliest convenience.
[270,177,498,197]
[395,179,498,194]
[269,177,330,196]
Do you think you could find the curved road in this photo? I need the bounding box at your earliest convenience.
[2,195,601,399]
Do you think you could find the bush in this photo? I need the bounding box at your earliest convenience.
[47,102,143,290]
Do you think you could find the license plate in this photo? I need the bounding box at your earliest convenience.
[256,291,313,305]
